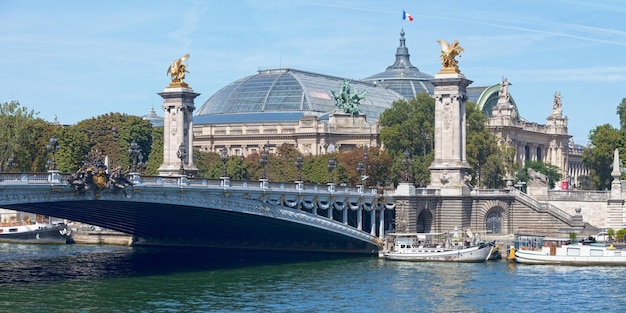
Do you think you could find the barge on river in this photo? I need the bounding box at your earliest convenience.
[384,232,494,262]
[513,234,626,266]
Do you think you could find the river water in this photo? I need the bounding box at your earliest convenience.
[0,243,624,313]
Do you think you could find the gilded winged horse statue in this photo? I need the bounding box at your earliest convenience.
[167,54,190,86]
[437,40,464,74]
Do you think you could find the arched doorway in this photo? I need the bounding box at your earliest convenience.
[417,210,433,233]
[485,209,503,234]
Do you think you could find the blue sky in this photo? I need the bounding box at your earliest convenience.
[2,0,625,145]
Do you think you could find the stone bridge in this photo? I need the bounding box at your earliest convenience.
[0,172,394,255]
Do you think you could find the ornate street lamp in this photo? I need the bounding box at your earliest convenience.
[6,155,16,172]
[128,140,141,173]
[137,152,145,174]
[402,149,413,183]
[327,159,337,183]
[177,143,186,176]
[260,141,269,180]
[220,148,229,177]
[46,135,60,171]
[295,155,303,182]
[357,161,364,180]
[363,149,369,186]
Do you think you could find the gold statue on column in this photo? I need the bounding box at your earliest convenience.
[436,40,464,74]
[167,54,190,87]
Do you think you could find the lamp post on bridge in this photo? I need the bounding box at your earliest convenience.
[401,149,413,184]
[6,155,16,172]
[327,158,337,193]
[295,155,303,182]
[128,140,141,173]
[260,141,269,180]
[295,155,304,191]
[259,141,269,189]
[220,148,229,178]
[363,149,368,187]
[46,135,60,171]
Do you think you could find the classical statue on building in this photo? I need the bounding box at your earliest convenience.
[436,39,464,74]
[498,77,511,101]
[330,80,366,115]
[167,54,190,87]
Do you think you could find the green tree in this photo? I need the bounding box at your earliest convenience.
[144,127,163,176]
[379,93,434,158]
[379,93,434,186]
[617,98,626,130]
[55,126,89,172]
[582,124,622,190]
[466,102,499,187]
[0,101,53,172]
[71,113,153,172]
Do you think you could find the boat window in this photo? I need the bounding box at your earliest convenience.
[9,228,18,233]
[590,249,603,257]
[615,251,621,256]
[566,248,580,256]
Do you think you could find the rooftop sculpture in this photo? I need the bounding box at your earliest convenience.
[167,54,190,87]
[436,40,464,74]
[330,80,366,116]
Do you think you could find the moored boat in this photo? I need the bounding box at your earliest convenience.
[514,234,626,266]
[0,222,71,244]
[384,232,494,262]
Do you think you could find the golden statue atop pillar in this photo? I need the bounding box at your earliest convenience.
[167,54,190,87]
[436,40,464,74]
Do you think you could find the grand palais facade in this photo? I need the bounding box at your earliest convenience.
[146,30,587,188]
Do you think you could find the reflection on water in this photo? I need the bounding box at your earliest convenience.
[0,243,625,312]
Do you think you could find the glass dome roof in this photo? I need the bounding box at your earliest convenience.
[196,68,404,122]
[361,29,434,99]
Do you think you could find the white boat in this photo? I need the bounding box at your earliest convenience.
[384,232,494,262]
[0,222,71,244]
[513,234,626,266]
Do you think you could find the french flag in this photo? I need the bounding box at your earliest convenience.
[403,10,413,22]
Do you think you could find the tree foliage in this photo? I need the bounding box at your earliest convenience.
[0,101,53,172]
[617,98,626,130]
[465,102,500,187]
[582,123,622,190]
[70,113,153,173]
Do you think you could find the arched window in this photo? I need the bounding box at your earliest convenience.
[486,210,502,234]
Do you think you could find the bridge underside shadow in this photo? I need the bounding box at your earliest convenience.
[5,200,379,255]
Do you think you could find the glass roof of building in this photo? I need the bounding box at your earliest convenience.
[193,29,520,127]
[361,29,434,99]
[196,68,404,122]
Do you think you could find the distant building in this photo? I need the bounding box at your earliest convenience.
[146,29,586,187]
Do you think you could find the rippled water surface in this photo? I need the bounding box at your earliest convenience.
[0,243,624,312]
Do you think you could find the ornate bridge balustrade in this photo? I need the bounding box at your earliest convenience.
[0,172,395,255]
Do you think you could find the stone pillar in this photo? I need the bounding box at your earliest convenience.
[428,73,473,196]
[611,148,622,200]
[158,86,200,177]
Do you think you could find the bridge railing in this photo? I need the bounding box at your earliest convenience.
[0,172,386,197]
[122,176,377,194]
[0,172,52,184]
